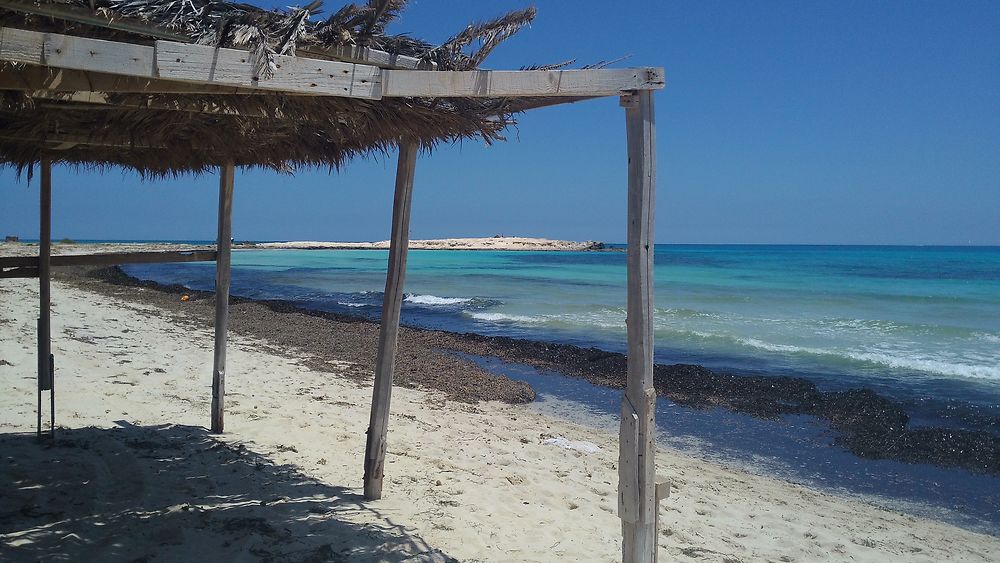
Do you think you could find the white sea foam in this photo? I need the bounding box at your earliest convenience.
[735,337,1000,382]
[405,294,473,306]
[738,337,824,355]
[338,301,367,308]
[465,312,544,323]
[843,352,1000,382]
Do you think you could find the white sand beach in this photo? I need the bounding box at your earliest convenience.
[1,277,998,562]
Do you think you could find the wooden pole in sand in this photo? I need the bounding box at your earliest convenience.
[37,157,53,438]
[619,89,657,562]
[211,160,235,434]
[363,139,418,500]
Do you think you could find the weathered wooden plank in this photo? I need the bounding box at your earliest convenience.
[155,41,382,98]
[0,27,382,98]
[655,476,670,502]
[0,250,217,269]
[382,67,665,98]
[618,396,640,523]
[653,475,671,563]
[211,161,235,434]
[620,89,658,563]
[300,45,434,71]
[363,139,419,500]
[43,30,154,77]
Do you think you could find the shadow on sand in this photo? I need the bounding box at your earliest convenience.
[0,423,454,562]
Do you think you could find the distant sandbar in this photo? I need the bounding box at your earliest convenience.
[248,237,605,251]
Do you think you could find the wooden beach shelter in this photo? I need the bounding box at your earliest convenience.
[0,1,664,559]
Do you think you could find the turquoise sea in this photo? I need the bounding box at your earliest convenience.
[125,244,1000,532]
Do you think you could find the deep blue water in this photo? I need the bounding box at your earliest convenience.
[123,244,1000,533]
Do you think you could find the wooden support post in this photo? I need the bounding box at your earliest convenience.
[618,89,657,563]
[37,157,53,438]
[210,161,235,434]
[363,139,418,500]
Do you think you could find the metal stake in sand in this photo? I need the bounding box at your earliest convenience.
[619,89,658,562]
[211,160,235,434]
[364,139,418,500]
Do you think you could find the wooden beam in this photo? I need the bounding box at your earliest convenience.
[619,89,657,563]
[0,250,217,269]
[211,161,235,434]
[0,0,429,70]
[0,26,382,98]
[300,45,435,71]
[363,139,418,500]
[154,41,380,98]
[381,67,665,98]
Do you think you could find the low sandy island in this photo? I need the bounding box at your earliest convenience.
[251,236,606,251]
[2,273,998,561]
[0,237,604,258]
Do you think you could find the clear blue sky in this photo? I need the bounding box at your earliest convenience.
[2,0,998,245]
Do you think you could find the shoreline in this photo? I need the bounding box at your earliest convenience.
[62,265,1000,477]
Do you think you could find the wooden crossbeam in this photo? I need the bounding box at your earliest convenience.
[1,26,663,100]
[0,250,218,269]
[381,68,665,98]
[0,26,382,98]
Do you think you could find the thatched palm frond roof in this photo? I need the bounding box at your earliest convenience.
[0,0,573,175]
